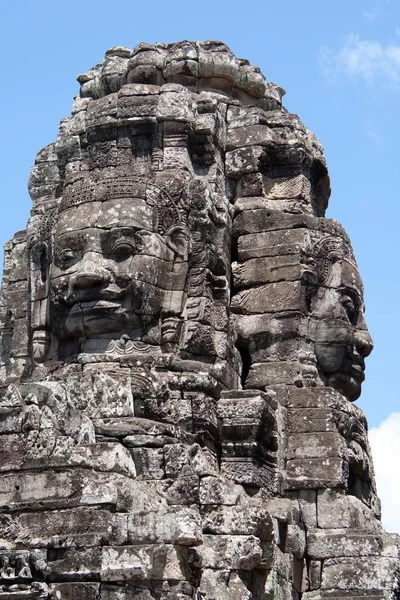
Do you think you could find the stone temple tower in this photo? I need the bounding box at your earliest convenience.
[0,41,398,599]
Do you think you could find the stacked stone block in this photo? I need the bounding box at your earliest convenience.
[0,41,398,599]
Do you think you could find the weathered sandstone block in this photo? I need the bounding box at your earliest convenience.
[0,40,396,599]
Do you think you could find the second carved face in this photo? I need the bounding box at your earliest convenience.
[309,240,373,401]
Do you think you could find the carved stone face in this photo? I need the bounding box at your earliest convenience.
[312,256,373,401]
[49,197,175,344]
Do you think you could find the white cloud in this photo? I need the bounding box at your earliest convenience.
[369,412,400,533]
[320,34,400,85]
[363,9,378,21]
[362,0,390,21]
[364,120,387,146]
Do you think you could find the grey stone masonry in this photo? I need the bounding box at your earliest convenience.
[0,40,398,599]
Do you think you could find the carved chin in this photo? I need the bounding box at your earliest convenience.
[326,371,363,402]
[53,304,142,340]
[315,343,365,401]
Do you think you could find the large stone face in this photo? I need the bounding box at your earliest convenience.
[0,40,398,599]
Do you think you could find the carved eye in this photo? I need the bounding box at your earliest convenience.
[57,248,78,268]
[111,240,136,259]
[341,292,359,325]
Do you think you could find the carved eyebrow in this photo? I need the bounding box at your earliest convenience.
[100,227,139,252]
[339,284,362,296]
[101,227,138,234]
[54,231,85,249]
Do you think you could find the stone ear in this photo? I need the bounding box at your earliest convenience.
[301,268,318,313]
[165,225,191,264]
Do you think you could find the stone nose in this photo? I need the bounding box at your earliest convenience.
[69,252,111,289]
[354,329,374,358]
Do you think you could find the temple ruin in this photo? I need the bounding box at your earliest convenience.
[0,40,398,599]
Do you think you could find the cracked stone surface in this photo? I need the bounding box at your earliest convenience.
[0,40,398,599]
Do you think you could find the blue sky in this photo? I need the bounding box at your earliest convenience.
[1,0,399,529]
